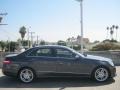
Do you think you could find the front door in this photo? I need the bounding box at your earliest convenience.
[55,48,80,75]
[54,48,83,75]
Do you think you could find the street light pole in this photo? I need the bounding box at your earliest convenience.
[27,27,31,48]
[30,32,35,47]
[76,0,84,54]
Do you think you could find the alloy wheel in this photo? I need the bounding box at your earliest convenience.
[94,67,109,82]
[19,68,34,83]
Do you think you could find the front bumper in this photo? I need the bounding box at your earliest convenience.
[110,66,116,77]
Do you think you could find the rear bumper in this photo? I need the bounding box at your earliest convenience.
[2,68,17,77]
[2,65,18,77]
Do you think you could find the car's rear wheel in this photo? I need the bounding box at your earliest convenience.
[93,67,109,82]
[18,68,35,83]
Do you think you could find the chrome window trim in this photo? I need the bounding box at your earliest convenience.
[26,55,76,60]
[26,47,77,60]
[26,47,52,57]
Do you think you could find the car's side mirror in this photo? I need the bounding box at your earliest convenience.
[83,53,87,57]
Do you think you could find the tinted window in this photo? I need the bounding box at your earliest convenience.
[28,48,52,57]
[55,48,74,58]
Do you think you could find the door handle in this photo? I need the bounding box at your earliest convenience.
[59,62,63,64]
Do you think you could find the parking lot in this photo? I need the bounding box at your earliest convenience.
[0,66,119,90]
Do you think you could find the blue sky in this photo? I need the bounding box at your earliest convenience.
[0,0,120,42]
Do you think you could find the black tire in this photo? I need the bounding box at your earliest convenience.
[18,68,35,83]
[92,66,110,82]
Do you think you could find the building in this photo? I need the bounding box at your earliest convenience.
[76,35,89,45]
[66,35,90,49]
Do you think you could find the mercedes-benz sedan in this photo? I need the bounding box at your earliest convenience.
[2,45,116,83]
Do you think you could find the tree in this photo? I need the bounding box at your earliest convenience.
[106,27,109,39]
[19,26,26,43]
[116,26,119,30]
[110,27,114,40]
[93,40,100,44]
[57,40,66,46]
[91,43,120,51]
[6,41,17,52]
[22,40,30,46]
[0,41,6,51]
[115,26,119,40]
[103,39,117,43]
[40,40,46,45]
[106,25,119,41]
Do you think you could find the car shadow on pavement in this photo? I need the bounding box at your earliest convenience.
[0,76,115,89]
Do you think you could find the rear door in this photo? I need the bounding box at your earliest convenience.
[27,47,57,76]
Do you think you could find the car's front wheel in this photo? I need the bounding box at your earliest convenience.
[93,67,109,82]
[18,68,35,83]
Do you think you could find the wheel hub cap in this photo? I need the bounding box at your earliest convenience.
[20,69,34,82]
[95,68,109,81]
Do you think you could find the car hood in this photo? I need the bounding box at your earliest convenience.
[84,54,112,62]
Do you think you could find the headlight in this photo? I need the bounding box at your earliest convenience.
[108,60,114,66]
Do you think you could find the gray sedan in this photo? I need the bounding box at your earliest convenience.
[2,45,116,83]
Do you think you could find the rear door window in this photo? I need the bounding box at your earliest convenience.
[28,48,52,57]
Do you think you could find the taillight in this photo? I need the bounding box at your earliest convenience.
[3,60,12,64]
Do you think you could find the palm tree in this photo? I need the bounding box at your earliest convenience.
[116,26,119,29]
[112,25,115,40]
[115,26,119,41]
[19,26,26,44]
[110,27,114,40]
[107,25,119,41]
[106,27,109,39]
[112,25,115,29]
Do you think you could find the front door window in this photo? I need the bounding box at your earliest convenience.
[55,48,75,58]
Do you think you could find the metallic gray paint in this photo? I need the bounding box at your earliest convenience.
[2,45,116,79]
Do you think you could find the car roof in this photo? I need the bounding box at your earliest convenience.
[33,45,68,49]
